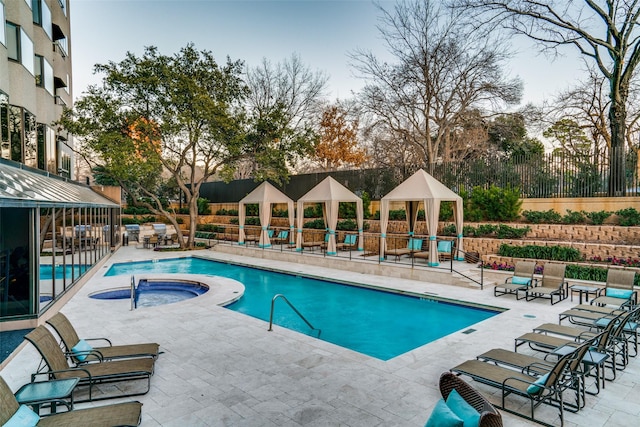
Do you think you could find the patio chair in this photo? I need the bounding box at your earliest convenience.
[493,261,536,299]
[385,237,423,261]
[24,326,155,402]
[437,239,454,262]
[0,376,142,427]
[590,269,637,308]
[272,230,289,245]
[46,312,160,363]
[336,234,358,251]
[478,334,603,409]
[525,263,567,305]
[435,372,503,427]
[558,304,625,327]
[451,347,575,427]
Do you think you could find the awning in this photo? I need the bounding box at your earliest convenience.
[0,161,119,208]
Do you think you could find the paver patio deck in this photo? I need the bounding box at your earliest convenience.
[1,245,638,426]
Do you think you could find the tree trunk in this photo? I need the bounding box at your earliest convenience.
[608,99,627,196]
[187,197,198,248]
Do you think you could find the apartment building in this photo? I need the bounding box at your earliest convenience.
[0,1,121,326]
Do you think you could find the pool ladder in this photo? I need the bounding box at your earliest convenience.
[268,294,321,337]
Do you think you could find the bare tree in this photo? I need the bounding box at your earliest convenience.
[349,0,521,175]
[454,0,640,195]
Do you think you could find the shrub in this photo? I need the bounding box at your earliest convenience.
[521,209,562,224]
[197,224,225,232]
[197,198,211,215]
[337,219,357,231]
[272,208,288,218]
[616,208,640,226]
[303,219,325,229]
[495,224,530,239]
[215,208,238,216]
[497,243,583,262]
[562,210,586,224]
[583,210,612,225]
[465,185,522,222]
[303,204,324,218]
[123,206,152,215]
[475,224,498,237]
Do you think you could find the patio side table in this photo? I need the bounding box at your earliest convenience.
[569,284,600,304]
[15,378,79,415]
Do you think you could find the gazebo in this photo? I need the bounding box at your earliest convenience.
[379,169,463,266]
[295,177,364,255]
[238,182,295,247]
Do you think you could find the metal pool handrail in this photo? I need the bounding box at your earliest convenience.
[268,294,321,337]
[130,275,136,310]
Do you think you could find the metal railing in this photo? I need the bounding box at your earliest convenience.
[268,294,321,337]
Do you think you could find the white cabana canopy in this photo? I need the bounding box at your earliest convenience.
[238,182,295,247]
[295,176,364,255]
[379,169,463,266]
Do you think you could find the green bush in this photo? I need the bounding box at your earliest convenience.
[197,224,225,232]
[215,208,239,216]
[337,219,357,231]
[475,224,498,237]
[303,204,324,218]
[123,206,152,215]
[497,244,583,262]
[521,209,562,224]
[583,210,612,225]
[616,208,640,226]
[464,185,522,222]
[272,208,288,218]
[495,224,531,239]
[303,219,326,229]
[197,198,211,215]
[562,210,586,224]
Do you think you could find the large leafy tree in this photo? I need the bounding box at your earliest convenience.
[313,105,366,171]
[60,45,293,248]
[454,0,640,195]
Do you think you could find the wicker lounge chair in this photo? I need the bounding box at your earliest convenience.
[24,326,155,402]
[590,269,637,308]
[451,348,575,427]
[494,261,536,299]
[385,237,423,261]
[437,372,503,427]
[302,232,327,250]
[272,230,289,244]
[46,312,160,363]
[0,376,142,427]
[526,263,567,304]
[336,234,357,251]
[437,240,454,261]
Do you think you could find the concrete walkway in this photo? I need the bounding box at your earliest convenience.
[1,245,638,426]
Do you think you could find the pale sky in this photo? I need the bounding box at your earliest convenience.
[70,0,585,106]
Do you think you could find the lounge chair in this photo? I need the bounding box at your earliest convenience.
[493,261,536,299]
[272,230,289,245]
[436,372,503,427]
[302,232,328,251]
[46,312,160,363]
[558,304,625,327]
[437,240,454,261]
[451,347,576,427]
[0,376,142,427]
[590,269,637,308]
[385,237,423,261]
[336,234,357,251]
[525,263,567,305]
[24,326,155,402]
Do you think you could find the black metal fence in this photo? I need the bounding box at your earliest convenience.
[199,150,640,203]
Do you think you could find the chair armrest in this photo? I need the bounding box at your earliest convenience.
[65,348,105,363]
[32,366,93,382]
[84,337,113,346]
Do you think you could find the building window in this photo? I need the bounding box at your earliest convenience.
[8,106,23,163]
[24,111,37,168]
[34,55,54,95]
[6,22,18,61]
[52,24,67,57]
[32,0,52,40]
[1,93,9,160]
[20,28,35,75]
[5,22,35,75]
[0,2,6,47]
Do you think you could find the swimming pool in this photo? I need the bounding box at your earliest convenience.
[40,264,88,280]
[105,257,500,360]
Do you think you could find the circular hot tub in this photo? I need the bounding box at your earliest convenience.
[89,279,209,308]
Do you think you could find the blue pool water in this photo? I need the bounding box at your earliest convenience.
[40,264,88,280]
[90,279,209,308]
[105,257,500,360]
